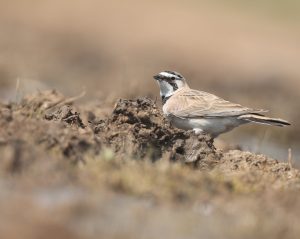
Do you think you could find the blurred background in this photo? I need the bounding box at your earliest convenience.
[0,0,299,160]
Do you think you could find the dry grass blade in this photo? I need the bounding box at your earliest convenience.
[45,90,86,110]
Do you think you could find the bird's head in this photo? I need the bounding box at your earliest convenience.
[153,71,188,101]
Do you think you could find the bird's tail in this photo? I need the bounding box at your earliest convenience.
[238,114,290,127]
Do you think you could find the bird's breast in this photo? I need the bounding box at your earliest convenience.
[165,114,243,136]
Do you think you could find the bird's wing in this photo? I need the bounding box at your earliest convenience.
[165,89,267,118]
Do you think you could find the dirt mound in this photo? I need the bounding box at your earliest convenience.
[0,91,218,170]
[92,97,217,164]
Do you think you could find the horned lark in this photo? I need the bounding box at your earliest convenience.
[153,71,290,138]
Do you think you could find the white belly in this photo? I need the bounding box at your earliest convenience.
[166,115,244,137]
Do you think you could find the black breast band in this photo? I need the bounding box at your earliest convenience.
[162,95,171,105]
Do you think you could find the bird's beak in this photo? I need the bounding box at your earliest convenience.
[153,74,161,81]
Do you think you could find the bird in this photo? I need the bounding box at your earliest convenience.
[153,70,290,138]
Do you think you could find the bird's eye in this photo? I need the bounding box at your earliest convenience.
[171,77,175,80]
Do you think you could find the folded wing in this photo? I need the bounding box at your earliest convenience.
[165,89,267,118]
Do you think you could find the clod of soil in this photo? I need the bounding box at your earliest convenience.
[93,97,218,164]
[45,105,85,128]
